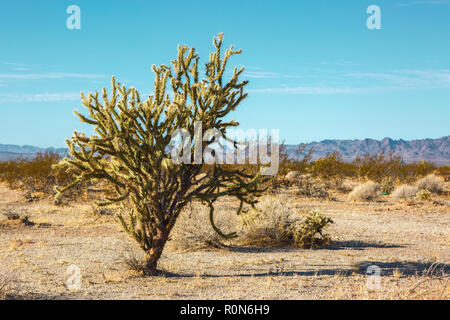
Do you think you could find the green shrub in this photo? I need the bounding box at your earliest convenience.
[380,177,395,195]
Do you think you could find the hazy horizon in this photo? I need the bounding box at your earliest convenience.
[1,135,449,150]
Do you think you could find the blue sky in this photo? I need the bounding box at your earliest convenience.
[0,0,449,147]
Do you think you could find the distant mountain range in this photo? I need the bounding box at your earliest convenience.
[0,144,67,161]
[284,136,449,165]
[1,136,449,165]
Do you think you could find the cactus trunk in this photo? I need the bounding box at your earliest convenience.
[143,229,169,275]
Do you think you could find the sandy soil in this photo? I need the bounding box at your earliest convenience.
[0,184,449,300]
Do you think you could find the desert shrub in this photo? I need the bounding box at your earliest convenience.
[293,210,334,249]
[0,267,17,300]
[239,198,333,248]
[354,153,439,183]
[296,175,329,199]
[391,185,419,201]
[117,252,146,273]
[380,177,395,195]
[338,179,357,193]
[353,152,402,182]
[310,152,346,180]
[285,170,301,180]
[267,175,296,193]
[437,165,450,180]
[0,152,86,200]
[239,198,297,247]
[416,174,444,194]
[278,145,313,177]
[416,189,432,201]
[169,205,237,251]
[347,181,379,202]
[406,161,437,178]
[276,150,445,185]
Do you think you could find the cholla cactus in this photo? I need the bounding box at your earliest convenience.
[55,34,266,275]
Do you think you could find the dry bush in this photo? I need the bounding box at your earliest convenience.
[277,151,444,186]
[354,153,437,183]
[284,171,301,180]
[347,181,379,202]
[168,205,238,251]
[310,152,348,180]
[405,262,449,299]
[117,252,146,273]
[416,174,444,194]
[267,176,296,193]
[239,197,298,247]
[296,175,329,199]
[391,185,419,201]
[0,267,17,300]
[339,179,357,193]
[0,152,87,201]
[353,153,403,182]
[239,197,333,248]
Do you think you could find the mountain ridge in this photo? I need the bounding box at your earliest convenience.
[284,136,449,165]
[0,136,449,165]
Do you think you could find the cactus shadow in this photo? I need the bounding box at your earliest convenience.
[325,240,405,250]
[159,260,448,279]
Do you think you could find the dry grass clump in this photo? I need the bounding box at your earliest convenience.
[296,175,329,199]
[239,197,333,248]
[117,252,145,273]
[168,205,238,251]
[0,266,17,300]
[347,181,379,202]
[405,262,449,299]
[339,179,357,193]
[391,185,419,201]
[239,197,298,247]
[416,174,444,194]
[284,171,301,180]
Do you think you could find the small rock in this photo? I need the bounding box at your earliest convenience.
[9,240,23,250]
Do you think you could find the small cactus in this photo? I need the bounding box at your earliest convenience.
[416,189,432,201]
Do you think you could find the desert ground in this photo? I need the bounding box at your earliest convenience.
[0,182,449,300]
